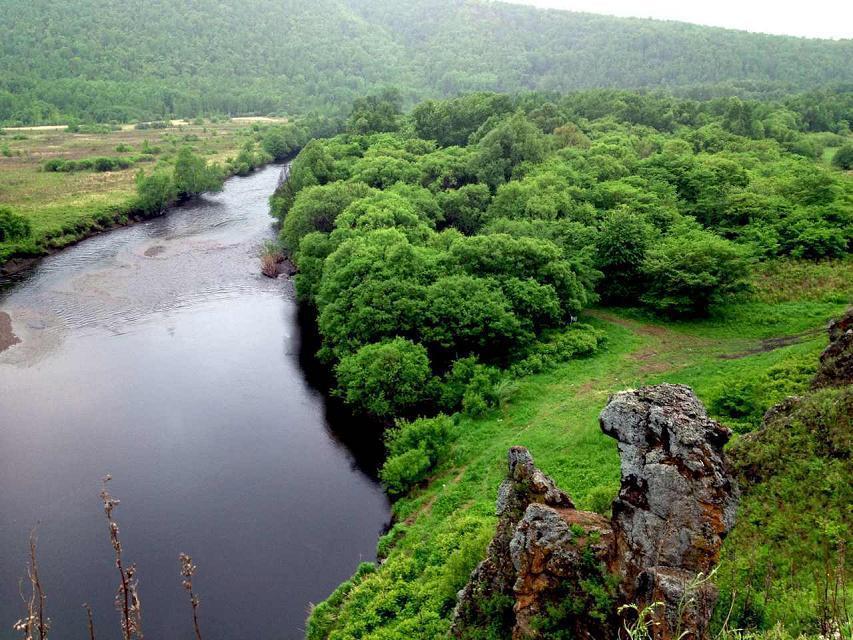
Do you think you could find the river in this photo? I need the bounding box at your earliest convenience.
[0,165,390,639]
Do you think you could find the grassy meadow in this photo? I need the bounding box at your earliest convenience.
[0,118,285,266]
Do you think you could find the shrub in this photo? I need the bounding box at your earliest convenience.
[134,170,176,217]
[173,146,223,198]
[0,207,32,242]
[335,338,434,417]
[380,448,432,495]
[462,365,505,417]
[583,484,618,517]
[830,143,853,170]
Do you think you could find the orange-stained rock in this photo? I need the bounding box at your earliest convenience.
[452,384,738,640]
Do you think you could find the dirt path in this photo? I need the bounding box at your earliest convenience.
[585,309,718,374]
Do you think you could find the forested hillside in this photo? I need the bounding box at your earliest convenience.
[1,0,852,124]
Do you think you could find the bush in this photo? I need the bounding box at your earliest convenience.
[42,156,132,172]
[583,484,618,517]
[173,146,223,198]
[380,448,432,495]
[0,207,32,242]
[335,338,434,417]
[134,170,176,216]
[830,143,853,170]
[641,223,752,316]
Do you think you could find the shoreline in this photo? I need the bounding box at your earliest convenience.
[1,162,291,279]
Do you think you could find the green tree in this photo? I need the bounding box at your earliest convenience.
[347,88,403,135]
[470,112,548,189]
[335,338,434,417]
[438,184,491,234]
[173,147,223,199]
[595,208,658,303]
[134,170,176,216]
[280,181,372,251]
[641,224,752,316]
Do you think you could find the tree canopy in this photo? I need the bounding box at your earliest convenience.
[2,0,852,125]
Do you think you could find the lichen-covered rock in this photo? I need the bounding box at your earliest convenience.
[812,307,852,389]
[453,385,738,640]
[600,384,738,638]
[451,447,574,636]
[510,504,614,639]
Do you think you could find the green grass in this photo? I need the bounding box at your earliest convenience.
[307,261,851,640]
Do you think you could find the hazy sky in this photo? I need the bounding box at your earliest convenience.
[506,0,853,39]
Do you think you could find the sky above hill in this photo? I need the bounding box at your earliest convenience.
[507,0,853,39]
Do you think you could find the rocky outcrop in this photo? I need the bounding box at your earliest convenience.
[602,384,738,640]
[452,384,738,640]
[812,308,852,389]
[451,447,575,636]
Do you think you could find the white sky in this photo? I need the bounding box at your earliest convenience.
[504,0,853,39]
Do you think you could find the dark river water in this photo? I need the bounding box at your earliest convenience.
[0,165,390,640]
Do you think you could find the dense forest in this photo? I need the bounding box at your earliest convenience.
[1,0,852,124]
[272,89,851,424]
[270,88,852,639]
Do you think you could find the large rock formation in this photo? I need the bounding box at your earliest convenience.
[602,384,738,640]
[812,308,853,389]
[452,384,738,640]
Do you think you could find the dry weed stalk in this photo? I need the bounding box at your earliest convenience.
[13,530,49,640]
[179,553,203,640]
[83,604,95,640]
[99,476,143,640]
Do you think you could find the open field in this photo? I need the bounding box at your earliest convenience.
[0,118,286,267]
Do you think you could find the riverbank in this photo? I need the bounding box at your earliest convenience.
[0,118,289,275]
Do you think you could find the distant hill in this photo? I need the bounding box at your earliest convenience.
[1,0,851,123]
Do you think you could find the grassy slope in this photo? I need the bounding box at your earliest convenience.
[0,119,282,264]
[308,259,852,639]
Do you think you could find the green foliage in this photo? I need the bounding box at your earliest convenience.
[437,184,491,234]
[335,338,434,417]
[641,224,753,316]
[172,146,223,198]
[595,209,658,303]
[830,143,853,170]
[280,181,373,252]
[260,123,307,161]
[43,156,134,172]
[470,112,548,189]
[719,386,852,634]
[134,169,176,217]
[347,89,403,134]
[0,206,32,242]
[4,2,853,126]
[229,141,271,176]
[271,89,851,422]
[710,352,817,432]
[381,415,456,494]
